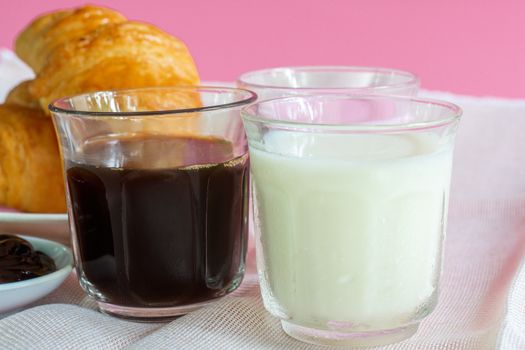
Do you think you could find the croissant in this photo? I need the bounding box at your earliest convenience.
[15,6,126,73]
[0,104,66,213]
[30,21,200,112]
[1,5,201,213]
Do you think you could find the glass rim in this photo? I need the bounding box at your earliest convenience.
[237,66,420,91]
[241,94,462,132]
[48,86,257,118]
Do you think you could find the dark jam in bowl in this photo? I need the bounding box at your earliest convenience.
[0,234,57,283]
[66,135,249,307]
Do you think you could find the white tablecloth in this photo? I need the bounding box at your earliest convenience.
[1,49,524,349]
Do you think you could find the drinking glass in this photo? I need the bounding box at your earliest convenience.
[237,66,419,100]
[242,95,461,347]
[238,66,419,259]
[50,86,256,321]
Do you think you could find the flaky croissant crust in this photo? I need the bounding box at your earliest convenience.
[15,6,126,73]
[0,105,66,213]
[30,21,200,111]
[0,5,200,213]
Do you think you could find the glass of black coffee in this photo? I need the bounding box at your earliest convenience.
[50,87,256,321]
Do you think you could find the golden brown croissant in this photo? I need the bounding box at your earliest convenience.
[2,5,201,213]
[5,80,39,109]
[0,104,66,213]
[15,6,126,73]
[30,21,200,111]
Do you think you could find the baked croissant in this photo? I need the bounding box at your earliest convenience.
[0,105,66,213]
[15,6,126,73]
[30,21,200,111]
[1,5,200,213]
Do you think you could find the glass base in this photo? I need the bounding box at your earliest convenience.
[281,320,419,348]
[97,300,214,322]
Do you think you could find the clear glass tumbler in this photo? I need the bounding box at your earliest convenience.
[238,66,419,269]
[242,95,461,347]
[237,66,419,100]
[50,86,256,321]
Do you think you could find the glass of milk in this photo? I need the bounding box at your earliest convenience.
[241,95,461,347]
[237,66,420,100]
[238,66,419,265]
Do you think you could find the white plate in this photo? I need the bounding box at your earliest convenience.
[0,211,69,245]
[0,235,73,313]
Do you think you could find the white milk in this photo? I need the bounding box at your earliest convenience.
[250,131,453,330]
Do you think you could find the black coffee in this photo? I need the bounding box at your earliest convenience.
[66,135,248,307]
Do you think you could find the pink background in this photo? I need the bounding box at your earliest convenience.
[2,0,525,98]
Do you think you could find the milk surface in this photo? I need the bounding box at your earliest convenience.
[250,131,453,330]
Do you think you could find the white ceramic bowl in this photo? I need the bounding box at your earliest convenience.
[0,235,73,313]
[0,212,69,245]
